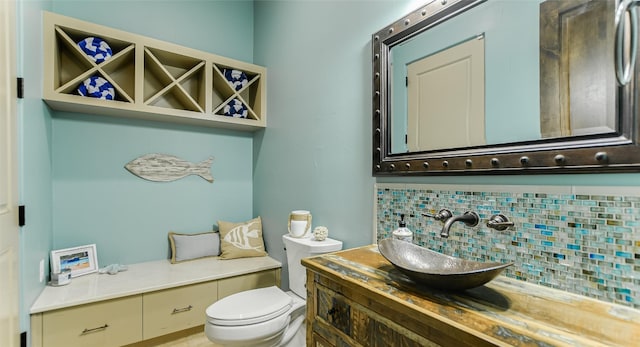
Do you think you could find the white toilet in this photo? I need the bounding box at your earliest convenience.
[205,234,343,347]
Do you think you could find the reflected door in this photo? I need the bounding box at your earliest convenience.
[407,36,485,152]
[540,0,616,138]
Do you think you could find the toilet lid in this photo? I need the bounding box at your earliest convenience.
[206,286,293,326]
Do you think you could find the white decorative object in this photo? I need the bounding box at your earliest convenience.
[125,153,214,183]
[288,210,312,237]
[50,244,99,278]
[313,226,329,241]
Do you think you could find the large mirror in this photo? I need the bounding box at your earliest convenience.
[372,0,640,175]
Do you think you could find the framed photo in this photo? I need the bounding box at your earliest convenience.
[50,244,99,278]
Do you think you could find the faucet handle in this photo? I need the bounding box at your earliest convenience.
[486,214,514,231]
[422,209,452,222]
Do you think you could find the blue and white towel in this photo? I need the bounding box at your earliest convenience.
[223,98,248,118]
[78,76,115,100]
[78,37,113,64]
[223,69,248,91]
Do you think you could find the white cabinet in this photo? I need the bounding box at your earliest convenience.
[39,296,142,347]
[142,280,218,340]
[142,269,280,339]
[31,265,281,347]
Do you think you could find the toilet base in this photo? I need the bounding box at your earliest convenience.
[282,322,305,347]
[205,314,289,347]
[205,324,286,347]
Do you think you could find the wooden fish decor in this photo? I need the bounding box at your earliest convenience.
[125,154,214,183]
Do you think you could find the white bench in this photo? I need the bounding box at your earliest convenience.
[30,256,282,347]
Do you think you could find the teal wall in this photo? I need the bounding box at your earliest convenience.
[19,0,640,344]
[252,0,640,293]
[252,0,420,289]
[47,0,255,264]
[18,0,54,337]
[51,0,254,62]
[18,0,256,341]
[51,115,253,265]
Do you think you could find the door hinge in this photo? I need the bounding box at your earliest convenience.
[19,205,25,227]
[17,77,24,99]
[20,331,26,347]
[405,76,408,87]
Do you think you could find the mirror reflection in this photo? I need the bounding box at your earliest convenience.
[389,0,617,154]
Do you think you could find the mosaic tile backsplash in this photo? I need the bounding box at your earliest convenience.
[376,185,640,309]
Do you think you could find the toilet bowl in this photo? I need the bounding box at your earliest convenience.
[205,234,342,346]
[205,286,305,347]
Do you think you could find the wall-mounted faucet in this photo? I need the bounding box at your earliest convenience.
[421,208,452,222]
[440,211,479,238]
[486,214,514,231]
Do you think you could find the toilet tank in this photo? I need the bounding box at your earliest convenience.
[282,234,342,298]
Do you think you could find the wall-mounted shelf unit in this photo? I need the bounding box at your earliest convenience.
[43,11,266,131]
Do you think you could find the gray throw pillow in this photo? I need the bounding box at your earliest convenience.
[168,231,220,263]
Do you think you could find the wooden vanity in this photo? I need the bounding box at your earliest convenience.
[302,245,640,347]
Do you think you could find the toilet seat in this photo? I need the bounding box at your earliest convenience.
[207,286,293,326]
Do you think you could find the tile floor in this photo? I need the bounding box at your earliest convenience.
[127,326,217,347]
[152,331,214,347]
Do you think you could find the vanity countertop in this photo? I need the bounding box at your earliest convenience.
[30,256,281,314]
[302,245,640,347]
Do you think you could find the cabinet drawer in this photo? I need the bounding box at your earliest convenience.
[142,280,217,339]
[42,295,142,347]
[314,284,440,347]
[312,332,335,347]
[218,269,278,299]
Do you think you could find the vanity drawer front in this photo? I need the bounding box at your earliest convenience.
[142,280,218,339]
[42,295,142,347]
[314,284,440,347]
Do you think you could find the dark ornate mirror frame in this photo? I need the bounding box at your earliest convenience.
[372,0,640,176]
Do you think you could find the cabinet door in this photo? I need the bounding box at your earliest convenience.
[217,269,278,299]
[42,296,142,347]
[312,332,336,347]
[142,280,218,339]
[314,284,440,347]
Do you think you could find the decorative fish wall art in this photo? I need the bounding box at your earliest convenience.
[125,154,214,183]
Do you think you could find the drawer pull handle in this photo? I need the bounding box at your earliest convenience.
[81,324,109,334]
[172,305,193,314]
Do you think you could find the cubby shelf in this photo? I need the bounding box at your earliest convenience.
[43,11,267,131]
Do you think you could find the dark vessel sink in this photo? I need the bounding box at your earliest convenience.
[378,238,513,290]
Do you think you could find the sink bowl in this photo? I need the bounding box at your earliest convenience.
[378,238,513,290]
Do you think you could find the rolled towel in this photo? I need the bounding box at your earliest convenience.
[223,98,248,118]
[77,37,113,64]
[78,76,115,100]
[223,68,248,91]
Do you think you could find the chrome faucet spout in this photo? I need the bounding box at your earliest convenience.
[440,211,479,238]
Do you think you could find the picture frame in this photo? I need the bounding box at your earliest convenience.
[50,244,99,278]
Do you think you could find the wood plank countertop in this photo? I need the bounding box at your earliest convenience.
[302,245,640,347]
